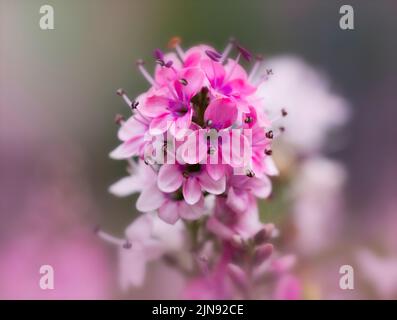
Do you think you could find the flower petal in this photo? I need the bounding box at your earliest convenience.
[109,138,141,159]
[251,176,272,198]
[155,52,182,85]
[265,156,279,176]
[118,115,147,141]
[204,98,237,130]
[179,131,207,164]
[108,176,142,197]
[206,164,225,181]
[199,171,226,195]
[182,177,202,205]
[119,245,147,289]
[157,164,183,193]
[226,187,249,213]
[136,183,165,212]
[182,67,205,98]
[228,78,256,96]
[149,114,173,135]
[125,213,153,242]
[158,201,180,224]
[201,59,225,87]
[224,58,249,81]
[139,95,170,117]
[206,216,234,240]
[179,197,205,220]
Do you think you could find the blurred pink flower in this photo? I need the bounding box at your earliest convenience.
[157,164,226,205]
[290,157,347,255]
[255,56,350,153]
[99,213,186,289]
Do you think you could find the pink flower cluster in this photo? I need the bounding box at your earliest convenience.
[110,38,279,224]
[102,38,298,298]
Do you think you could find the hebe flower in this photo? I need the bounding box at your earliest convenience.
[110,38,282,224]
[101,38,297,297]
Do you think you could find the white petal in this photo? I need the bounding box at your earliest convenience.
[158,201,180,225]
[108,176,142,197]
[157,164,183,193]
[136,183,165,212]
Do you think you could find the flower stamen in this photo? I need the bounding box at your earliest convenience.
[220,37,235,64]
[168,36,185,61]
[248,54,264,82]
[95,227,131,248]
[136,59,156,86]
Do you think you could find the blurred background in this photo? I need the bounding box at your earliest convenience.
[1,0,396,299]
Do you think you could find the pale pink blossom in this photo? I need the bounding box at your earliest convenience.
[157,164,225,205]
[255,56,350,153]
[99,213,186,289]
[291,157,347,255]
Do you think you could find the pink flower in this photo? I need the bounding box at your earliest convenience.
[254,55,350,153]
[107,39,288,297]
[138,68,205,139]
[154,51,183,86]
[290,157,346,255]
[109,90,152,160]
[225,173,272,214]
[110,161,208,224]
[207,196,264,241]
[109,112,151,160]
[183,45,256,107]
[204,97,238,130]
[98,213,185,289]
[157,164,226,205]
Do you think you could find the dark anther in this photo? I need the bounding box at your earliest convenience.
[265,149,273,156]
[266,69,273,75]
[162,141,169,152]
[153,48,164,61]
[130,100,139,109]
[165,60,173,68]
[281,108,288,117]
[116,88,125,96]
[136,59,145,66]
[156,59,165,67]
[246,170,255,178]
[114,114,125,125]
[179,78,188,86]
[265,130,274,139]
[205,50,222,62]
[244,116,253,123]
[236,44,252,62]
[279,126,285,133]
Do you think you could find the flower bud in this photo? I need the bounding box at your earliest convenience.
[253,244,273,266]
